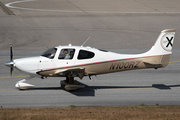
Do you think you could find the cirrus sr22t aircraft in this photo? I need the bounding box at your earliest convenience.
[5,29,175,91]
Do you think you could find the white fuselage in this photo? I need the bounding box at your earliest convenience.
[14,46,138,74]
[13,45,169,77]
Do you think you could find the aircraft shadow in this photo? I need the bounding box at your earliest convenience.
[91,84,178,90]
[29,87,62,90]
[28,83,180,96]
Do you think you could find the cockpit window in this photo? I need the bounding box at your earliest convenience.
[98,49,108,52]
[59,49,75,60]
[78,50,95,59]
[41,48,57,59]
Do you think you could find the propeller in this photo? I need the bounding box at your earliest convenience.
[10,44,13,61]
[5,44,14,76]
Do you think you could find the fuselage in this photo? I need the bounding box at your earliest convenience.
[12,45,170,78]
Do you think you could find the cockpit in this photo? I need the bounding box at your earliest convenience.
[41,47,76,59]
[58,49,75,59]
[41,47,95,60]
[41,48,57,59]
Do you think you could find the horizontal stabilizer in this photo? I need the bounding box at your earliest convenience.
[143,61,162,65]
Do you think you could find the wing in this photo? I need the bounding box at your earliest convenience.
[37,68,85,79]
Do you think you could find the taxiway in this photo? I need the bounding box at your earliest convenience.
[0,0,180,107]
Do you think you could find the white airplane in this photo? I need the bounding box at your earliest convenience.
[5,29,175,90]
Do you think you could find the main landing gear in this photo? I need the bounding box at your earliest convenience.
[60,76,85,91]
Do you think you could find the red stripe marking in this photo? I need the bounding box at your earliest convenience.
[34,54,169,72]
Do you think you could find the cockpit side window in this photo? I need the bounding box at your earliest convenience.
[78,50,95,60]
[58,49,75,60]
[41,48,57,59]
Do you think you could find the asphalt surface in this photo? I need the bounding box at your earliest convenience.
[0,0,180,107]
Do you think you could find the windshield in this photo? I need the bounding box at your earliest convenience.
[41,48,57,59]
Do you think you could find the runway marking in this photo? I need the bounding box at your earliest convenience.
[5,0,180,14]
[0,1,15,15]
[5,0,83,13]
[0,75,30,79]
[169,60,180,63]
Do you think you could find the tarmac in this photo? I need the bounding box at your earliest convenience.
[0,0,180,107]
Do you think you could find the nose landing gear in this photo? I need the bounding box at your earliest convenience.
[15,79,35,90]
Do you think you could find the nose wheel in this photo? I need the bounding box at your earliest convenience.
[60,76,84,91]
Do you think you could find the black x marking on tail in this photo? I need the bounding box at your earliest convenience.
[166,37,173,47]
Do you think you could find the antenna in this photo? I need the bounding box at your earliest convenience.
[81,36,91,46]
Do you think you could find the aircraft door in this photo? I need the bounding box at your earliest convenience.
[55,48,76,67]
[74,49,95,74]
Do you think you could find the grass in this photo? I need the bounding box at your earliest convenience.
[0,106,180,120]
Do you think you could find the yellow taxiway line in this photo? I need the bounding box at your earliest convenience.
[0,75,30,79]
[169,60,180,63]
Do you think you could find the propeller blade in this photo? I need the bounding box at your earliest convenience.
[11,67,13,76]
[4,44,15,76]
[10,44,13,61]
[10,44,14,76]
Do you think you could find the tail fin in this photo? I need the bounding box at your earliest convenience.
[143,29,175,68]
[147,29,175,55]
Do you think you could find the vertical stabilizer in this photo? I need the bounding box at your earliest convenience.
[146,29,175,56]
[143,29,175,68]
